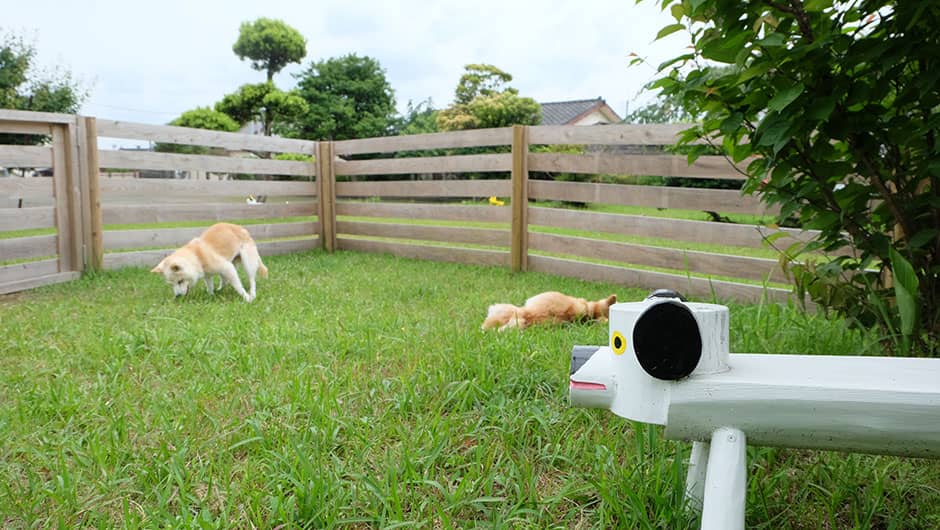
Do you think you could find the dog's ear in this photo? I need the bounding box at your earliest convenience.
[150,259,165,273]
[591,295,618,318]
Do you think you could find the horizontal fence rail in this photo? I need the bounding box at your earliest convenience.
[333,127,512,155]
[0,206,56,231]
[335,153,511,176]
[528,232,788,283]
[338,220,510,247]
[0,234,57,261]
[98,177,316,197]
[97,119,317,155]
[337,238,510,267]
[0,121,54,136]
[0,145,53,167]
[528,153,750,179]
[103,221,319,251]
[103,238,320,270]
[336,180,509,198]
[0,264,79,295]
[2,112,831,303]
[528,255,792,304]
[1,258,59,284]
[528,123,705,146]
[101,202,318,225]
[527,207,818,249]
[336,202,511,223]
[0,109,78,124]
[98,150,314,177]
[529,180,776,216]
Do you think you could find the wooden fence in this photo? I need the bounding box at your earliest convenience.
[1,109,824,302]
[0,109,321,294]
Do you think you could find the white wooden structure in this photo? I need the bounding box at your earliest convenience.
[569,291,940,529]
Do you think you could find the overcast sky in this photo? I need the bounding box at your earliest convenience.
[4,0,688,127]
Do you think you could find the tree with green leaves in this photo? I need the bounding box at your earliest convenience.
[623,93,740,190]
[289,53,397,141]
[437,64,540,131]
[646,1,940,354]
[395,98,439,136]
[232,18,306,82]
[0,31,85,145]
[215,82,308,139]
[624,93,698,125]
[453,63,512,106]
[154,107,239,154]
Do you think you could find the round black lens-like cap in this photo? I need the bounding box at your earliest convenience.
[633,301,701,380]
[646,289,687,302]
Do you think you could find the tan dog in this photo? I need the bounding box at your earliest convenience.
[151,222,268,302]
[481,291,617,331]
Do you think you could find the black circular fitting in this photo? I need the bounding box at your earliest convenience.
[646,289,687,302]
[633,301,702,380]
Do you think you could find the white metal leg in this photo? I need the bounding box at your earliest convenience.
[684,440,709,512]
[701,427,747,530]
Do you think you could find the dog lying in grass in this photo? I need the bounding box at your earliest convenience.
[151,222,268,302]
[481,291,617,331]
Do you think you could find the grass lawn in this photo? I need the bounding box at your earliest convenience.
[1,250,938,528]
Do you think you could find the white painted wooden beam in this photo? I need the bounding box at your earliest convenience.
[701,427,747,530]
[684,441,709,512]
[666,353,940,458]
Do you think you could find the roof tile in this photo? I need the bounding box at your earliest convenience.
[539,98,605,125]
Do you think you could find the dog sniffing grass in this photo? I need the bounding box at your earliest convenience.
[150,223,269,302]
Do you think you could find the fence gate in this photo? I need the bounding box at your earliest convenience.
[0,110,101,295]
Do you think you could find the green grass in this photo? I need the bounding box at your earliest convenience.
[1,250,937,528]
[0,227,56,240]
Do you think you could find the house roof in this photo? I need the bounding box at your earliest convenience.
[539,97,622,125]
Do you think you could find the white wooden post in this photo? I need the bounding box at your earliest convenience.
[701,427,747,530]
[684,440,709,511]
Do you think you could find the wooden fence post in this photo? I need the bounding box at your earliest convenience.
[80,117,103,270]
[511,125,529,272]
[72,118,92,271]
[66,120,86,271]
[316,141,337,252]
[51,124,81,273]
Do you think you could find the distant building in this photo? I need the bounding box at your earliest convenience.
[239,121,266,136]
[539,97,622,126]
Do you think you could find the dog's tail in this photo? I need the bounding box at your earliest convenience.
[481,303,524,330]
[242,237,269,279]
